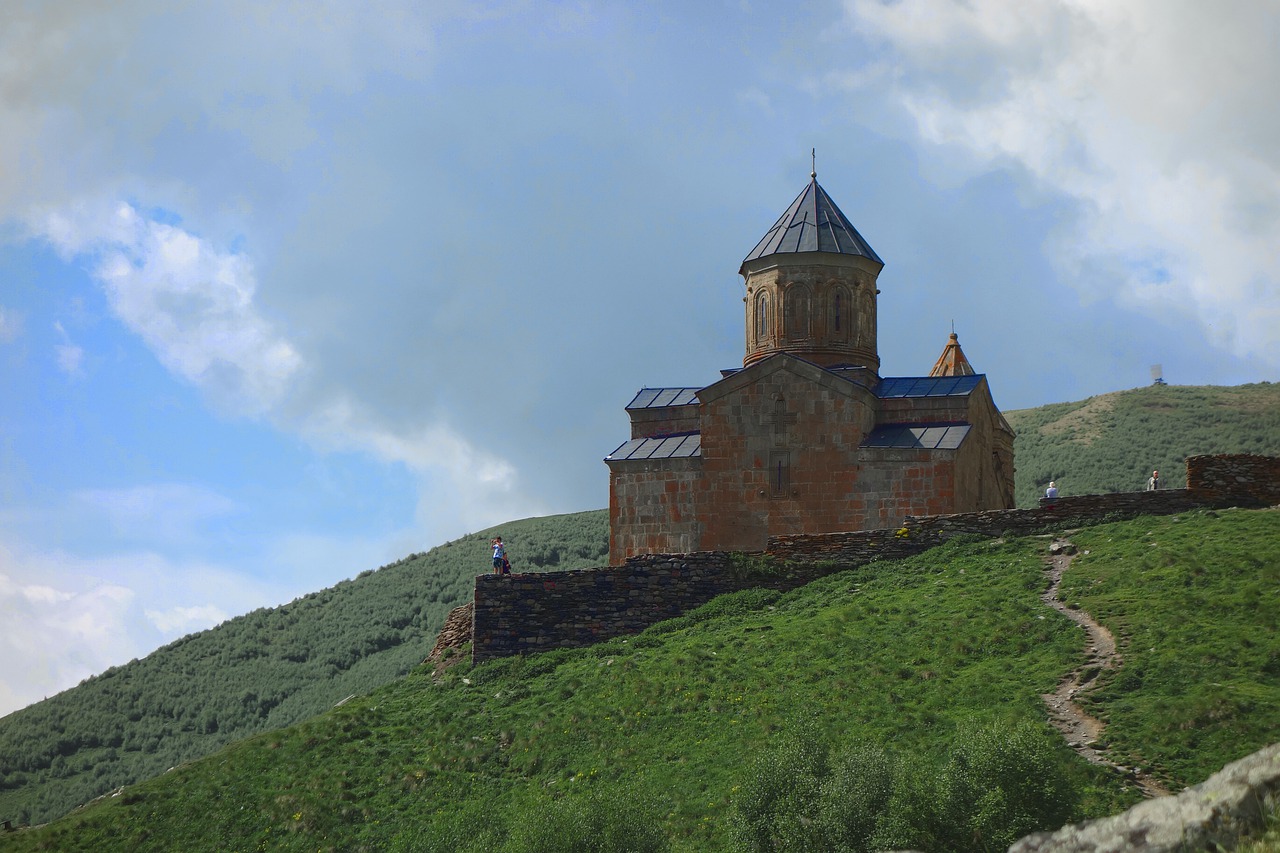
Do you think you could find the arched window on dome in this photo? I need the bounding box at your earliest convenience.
[754,292,770,343]
[832,285,852,341]
[784,285,810,340]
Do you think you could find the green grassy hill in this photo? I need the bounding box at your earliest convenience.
[0,512,607,827]
[3,381,1277,835]
[1006,382,1280,506]
[7,508,1278,852]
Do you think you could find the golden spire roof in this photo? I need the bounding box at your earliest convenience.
[928,331,976,377]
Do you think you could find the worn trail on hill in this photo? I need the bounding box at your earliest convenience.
[1040,540,1169,799]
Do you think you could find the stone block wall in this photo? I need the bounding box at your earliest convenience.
[608,459,701,564]
[472,552,840,663]
[697,362,877,554]
[628,404,699,439]
[852,450,958,531]
[1187,453,1280,507]
[464,454,1277,664]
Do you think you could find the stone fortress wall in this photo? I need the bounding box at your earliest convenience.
[462,454,1280,664]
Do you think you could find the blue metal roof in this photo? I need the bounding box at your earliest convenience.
[861,423,971,450]
[626,387,701,410]
[605,432,702,461]
[742,176,882,266]
[876,375,982,398]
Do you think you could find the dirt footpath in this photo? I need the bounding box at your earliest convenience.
[1041,539,1169,798]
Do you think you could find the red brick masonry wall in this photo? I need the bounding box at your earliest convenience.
[464,454,1277,663]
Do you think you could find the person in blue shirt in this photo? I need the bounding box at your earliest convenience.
[1045,481,1058,499]
[491,536,505,574]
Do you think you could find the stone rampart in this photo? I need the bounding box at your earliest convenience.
[1188,452,1280,507]
[461,454,1276,664]
[473,552,849,663]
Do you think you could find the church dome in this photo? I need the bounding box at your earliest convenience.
[740,174,883,271]
[740,171,884,371]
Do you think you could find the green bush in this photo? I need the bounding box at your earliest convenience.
[816,746,895,852]
[728,725,830,852]
[730,721,1078,853]
[930,722,1078,852]
[503,787,669,853]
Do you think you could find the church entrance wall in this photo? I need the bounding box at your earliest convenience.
[608,460,701,565]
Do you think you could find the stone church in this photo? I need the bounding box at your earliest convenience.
[604,170,1015,565]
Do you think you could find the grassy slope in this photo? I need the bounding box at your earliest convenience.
[5,381,1277,830]
[1063,509,1280,785]
[1005,382,1280,507]
[10,508,1278,852]
[0,511,607,827]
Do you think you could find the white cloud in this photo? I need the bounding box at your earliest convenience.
[300,395,546,543]
[0,536,289,717]
[34,201,302,413]
[27,194,543,553]
[843,0,1280,369]
[54,342,83,376]
[0,560,141,715]
[0,1,441,217]
[144,603,230,635]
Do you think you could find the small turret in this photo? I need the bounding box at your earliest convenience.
[928,331,976,377]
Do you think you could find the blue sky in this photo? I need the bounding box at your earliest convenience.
[1,0,1276,716]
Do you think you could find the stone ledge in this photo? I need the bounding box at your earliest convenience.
[1010,742,1280,853]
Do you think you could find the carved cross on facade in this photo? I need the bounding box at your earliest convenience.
[762,395,796,446]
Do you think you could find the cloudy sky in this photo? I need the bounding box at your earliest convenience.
[1,0,1276,717]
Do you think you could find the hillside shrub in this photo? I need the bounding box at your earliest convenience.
[728,724,831,852]
[729,721,1078,853]
[727,553,787,579]
[928,722,1077,852]
[816,746,895,851]
[503,787,670,853]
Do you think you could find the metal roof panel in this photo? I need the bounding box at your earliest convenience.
[743,177,882,266]
[625,387,702,410]
[876,375,982,399]
[860,423,972,450]
[605,432,702,461]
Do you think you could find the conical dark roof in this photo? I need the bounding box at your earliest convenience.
[742,175,883,267]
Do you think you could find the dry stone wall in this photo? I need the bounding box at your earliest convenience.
[1188,452,1280,507]
[473,552,843,663]
[462,454,1277,664]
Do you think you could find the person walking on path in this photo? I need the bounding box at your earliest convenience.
[491,536,506,575]
[1147,470,1162,491]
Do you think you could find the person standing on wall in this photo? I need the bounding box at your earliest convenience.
[1147,470,1162,490]
[491,536,505,575]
